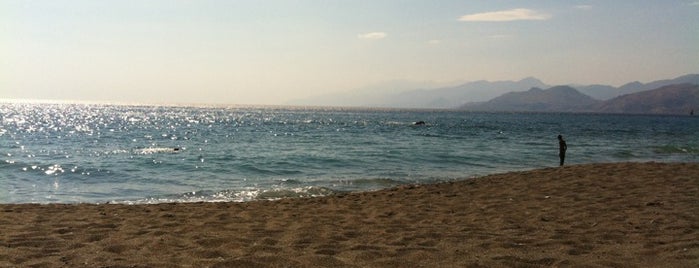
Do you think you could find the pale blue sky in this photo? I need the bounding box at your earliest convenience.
[2,1,698,105]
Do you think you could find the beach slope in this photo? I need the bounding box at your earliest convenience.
[1,162,698,267]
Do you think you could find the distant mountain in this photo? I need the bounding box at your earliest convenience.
[578,74,699,100]
[459,83,699,115]
[384,77,548,108]
[460,86,600,112]
[620,74,699,96]
[289,74,699,109]
[289,78,548,108]
[575,84,618,100]
[593,84,699,115]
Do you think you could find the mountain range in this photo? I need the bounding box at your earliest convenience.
[592,83,699,115]
[374,77,548,109]
[290,74,699,113]
[575,74,699,101]
[458,86,600,113]
[460,83,699,115]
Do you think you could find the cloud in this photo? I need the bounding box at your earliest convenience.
[574,5,593,10]
[691,1,699,5]
[357,32,387,40]
[459,8,551,22]
[427,39,442,45]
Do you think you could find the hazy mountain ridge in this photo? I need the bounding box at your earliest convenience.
[289,77,548,108]
[584,74,699,100]
[460,83,699,115]
[593,84,699,115]
[460,86,600,112]
[384,77,548,108]
[289,74,699,110]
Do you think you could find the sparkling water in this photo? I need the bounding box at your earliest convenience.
[1,103,697,203]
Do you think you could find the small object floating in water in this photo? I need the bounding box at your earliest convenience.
[413,121,426,126]
[136,147,182,154]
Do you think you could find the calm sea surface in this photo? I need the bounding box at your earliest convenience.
[1,103,698,204]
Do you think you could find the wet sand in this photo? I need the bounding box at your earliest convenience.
[1,162,698,267]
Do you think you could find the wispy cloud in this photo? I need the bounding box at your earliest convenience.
[690,1,699,6]
[574,5,593,10]
[357,32,387,40]
[458,8,551,22]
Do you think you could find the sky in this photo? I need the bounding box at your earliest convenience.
[2,0,698,105]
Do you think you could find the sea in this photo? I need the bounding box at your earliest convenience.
[1,102,698,204]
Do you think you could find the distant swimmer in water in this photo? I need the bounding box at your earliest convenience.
[558,135,567,166]
[414,121,426,126]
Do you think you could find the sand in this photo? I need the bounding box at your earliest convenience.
[1,162,698,267]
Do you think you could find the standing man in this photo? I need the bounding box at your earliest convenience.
[558,135,567,166]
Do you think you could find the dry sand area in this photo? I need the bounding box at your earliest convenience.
[1,162,698,267]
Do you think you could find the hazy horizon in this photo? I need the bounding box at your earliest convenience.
[3,1,699,106]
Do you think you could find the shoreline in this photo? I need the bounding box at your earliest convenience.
[2,162,698,267]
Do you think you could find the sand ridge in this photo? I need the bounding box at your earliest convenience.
[1,162,698,267]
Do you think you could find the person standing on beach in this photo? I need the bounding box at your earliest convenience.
[558,135,567,166]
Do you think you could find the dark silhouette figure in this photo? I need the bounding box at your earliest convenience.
[558,135,567,166]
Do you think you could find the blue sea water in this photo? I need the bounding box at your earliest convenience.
[1,103,698,204]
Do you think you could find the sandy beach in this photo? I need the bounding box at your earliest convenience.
[1,162,698,267]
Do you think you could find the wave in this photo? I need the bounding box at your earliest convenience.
[115,186,339,204]
[236,163,304,176]
[329,177,406,191]
[652,145,698,154]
